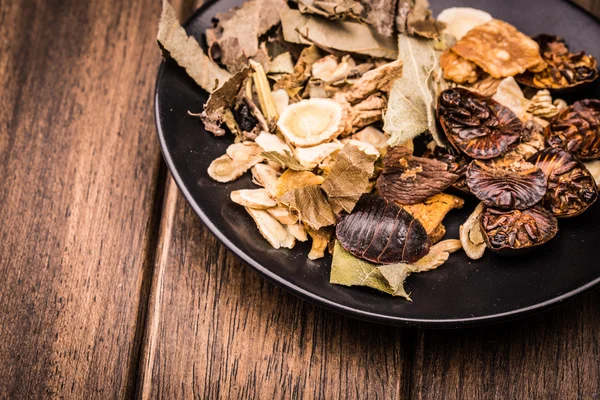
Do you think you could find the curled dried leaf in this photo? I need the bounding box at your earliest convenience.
[231,189,277,209]
[459,202,486,260]
[278,185,335,230]
[245,207,296,249]
[450,19,545,79]
[275,170,325,197]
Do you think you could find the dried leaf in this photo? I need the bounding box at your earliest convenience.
[245,207,296,249]
[397,0,446,39]
[280,9,398,59]
[278,185,336,229]
[492,77,530,121]
[307,226,333,260]
[384,35,441,146]
[157,0,231,91]
[322,144,378,213]
[262,151,308,171]
[275,170,325,197]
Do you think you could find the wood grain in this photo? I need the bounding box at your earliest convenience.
[0,0,163,397]
[137,180,412,399]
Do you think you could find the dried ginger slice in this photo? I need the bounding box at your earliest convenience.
[451,19,545,79]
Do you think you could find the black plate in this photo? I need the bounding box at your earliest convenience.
[155,0,600,328]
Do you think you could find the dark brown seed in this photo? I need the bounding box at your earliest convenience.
[466,160,547,210]
[376,146,459,205]
[528,148,598,217]
[480,205,558,255]
[437,87,522,160]
[336,195,431,264]
[516,34,598,91]
[545,99,600,161]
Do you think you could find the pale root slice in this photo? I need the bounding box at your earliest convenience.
[492,77,530,121]
[287,223,308,241]
[245,207,296,249]
[311,55,339,81]
[353,126,389,154]
[208,142,264,183]
[459,202,486,260]
[345,139,380,157]
[411,239,462,273]
[255,132,292,154]
[277,98,344,147]
[294,142,343,169]
[231,189,277,209]
[268,52,295,75]
[267,205,299,225]
[437,7,492,40]
[226,142,264,163]
[251,163,280,196]
[271,89,290,115]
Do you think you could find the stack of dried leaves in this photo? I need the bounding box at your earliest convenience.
[158,1,600,300]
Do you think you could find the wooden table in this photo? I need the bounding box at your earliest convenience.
[1,0,600,398]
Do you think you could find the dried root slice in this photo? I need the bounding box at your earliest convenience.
[231,189,276,209]
[208,143,264,183]
[245,207,296,249]
[311,55,339,81]
[527,90,567,120]
[251,163,280,196]
[437,7,492,40]
[294,142,343,169]
[255,132,292,154]
[352,126,388,154]
[277,98,344,147]
[411,239,462,273]
[287,223,308,242]
[459,202,486,260]
[271,89,290,115]
[307,227,333,260]
[267,205,299,225]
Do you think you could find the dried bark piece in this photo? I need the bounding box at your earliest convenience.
[437,88,522,159]
[450,19,545,79]
[545,99,600,160]
[377,146,459,205]
[481,205,558,255]
[529,148,598,218]
[440,49,479,84]
[336,195,431,264]
[516,34,598,91]
[157,0,230,91]
[343,59,403,104]
[403,193,464,234]
[466,160,547,210]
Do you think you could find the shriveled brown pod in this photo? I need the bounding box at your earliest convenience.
[545,99,600,160]
[437,88,522,159]
[528,148,598,217]
[516,35,598,91]
[376,146,459,205]
[481,206,558,255]
[466,160,547,210]
[423,146,471,194]
[336,195,431,264]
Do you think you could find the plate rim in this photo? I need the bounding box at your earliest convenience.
[153,2,600,329]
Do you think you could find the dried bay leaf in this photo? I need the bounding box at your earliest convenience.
[278,185,335,229]
[275,170,324,197]
[384,35,443,147]
[157,0,231,92]
[321,144,378,213]
[280,9,398,59]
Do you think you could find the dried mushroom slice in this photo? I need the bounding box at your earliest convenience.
[376,146,459,205]
[440,49,479,84]
[545,99,600,160]
[528,148,598,218]
[481,205,558,255]
[466,160,547,210]
[450,19,545,79]
[336,195,431,264]
[437,88,522,159]
[516,35,598,91]
[277,98,344,147]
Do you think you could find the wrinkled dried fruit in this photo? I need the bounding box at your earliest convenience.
[545,99,600,160]
[438,87,522,159]
[450,19,545,79]
[481,205,558,254]
[466,160,547,210]
[529,148,598,218]
[336,195,431,264]
[516,35,598,91]
[377,146,459,205]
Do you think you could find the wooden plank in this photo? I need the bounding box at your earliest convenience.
[137,180,413,399]
[409,291,600,399]
[572,0,600,18]
[0,0,164,397]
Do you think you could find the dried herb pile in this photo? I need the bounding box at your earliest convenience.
[157,1,600,300]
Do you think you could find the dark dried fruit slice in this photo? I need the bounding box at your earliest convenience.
[516,35,598,91]
[438,88,522,160]
[376,146,459,205]
[336,195,431,264]
[545,99,600,161]
[528,148,598,218]
[466,160,547,210]
[423,146,471,194]
[481,205,558,255]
